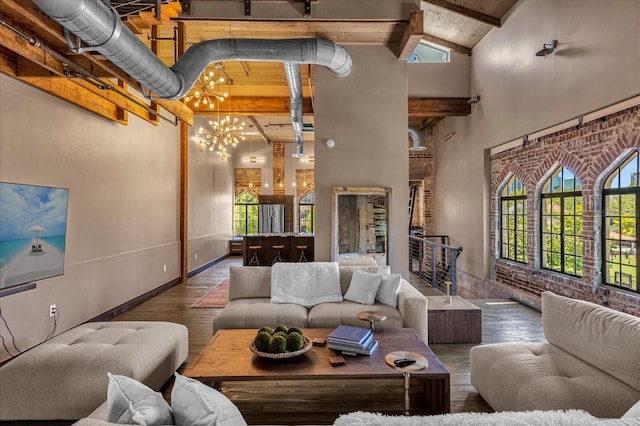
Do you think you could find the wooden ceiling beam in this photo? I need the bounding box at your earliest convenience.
[422,0,502,27]
[248,116,272,144]
[0,52,127,125]
[191,96,313,115]
[0,23,165,125]
[398,10,423,60]
[409,97,471,117]
[418,116,445,130]
[1,1,191,124]
[421,34,472,56]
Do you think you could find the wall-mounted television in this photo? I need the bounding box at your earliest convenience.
[0,182,69,293]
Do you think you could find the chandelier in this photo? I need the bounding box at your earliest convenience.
[184,64,229,109]
[197,116,247,156]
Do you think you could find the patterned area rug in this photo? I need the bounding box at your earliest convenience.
[190,280,229,308]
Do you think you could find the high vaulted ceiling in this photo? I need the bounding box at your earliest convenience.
[0,0,518,145]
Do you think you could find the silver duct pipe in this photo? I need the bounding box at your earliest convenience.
[408,126,426,151]
[284,62,306,158]
[31,0,352,102]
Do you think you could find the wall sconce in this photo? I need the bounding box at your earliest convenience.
[439,131,456,143]
[249,156,257,163]
[535,40,557,57]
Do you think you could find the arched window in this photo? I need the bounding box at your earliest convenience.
[234,191,258,236]
[298,191,315,234]
[541,166,583,276]
[500,176,527,263]
[602,151,639,292]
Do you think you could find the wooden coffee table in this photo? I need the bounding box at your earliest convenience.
[183,328,450,425]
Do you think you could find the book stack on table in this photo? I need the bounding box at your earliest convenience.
[327,325,379,356]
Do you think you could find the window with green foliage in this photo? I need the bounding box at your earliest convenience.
[603,151,639,293]
[234,191,258,236]
[298,191,315,234]
[541,166,583,276]
[501,176,527,263]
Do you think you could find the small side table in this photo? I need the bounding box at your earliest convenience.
[385,351,428,415]
[357,311,387,332]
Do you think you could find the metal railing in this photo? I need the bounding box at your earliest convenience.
[409,234,463,294]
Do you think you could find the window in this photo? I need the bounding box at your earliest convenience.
[408,41,450,63]
[234,191,258,236]
[500,176,527,263]
[541,166,583,276]
[603,151,638,293]
[298,191,315,234]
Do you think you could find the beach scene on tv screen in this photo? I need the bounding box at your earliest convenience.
[0,183,69,289]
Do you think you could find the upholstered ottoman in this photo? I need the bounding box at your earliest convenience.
[0,321,188,421]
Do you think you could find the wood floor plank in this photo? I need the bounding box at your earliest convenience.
[112,256,545,418]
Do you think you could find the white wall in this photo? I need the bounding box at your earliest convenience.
[188,115,235,271]
[408,50,471,97]
[315,45,409,275]
[434,0,640,279]
[0,76,183,360]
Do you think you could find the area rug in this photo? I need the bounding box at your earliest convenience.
[333,410,603,426]
[190,280,229,308]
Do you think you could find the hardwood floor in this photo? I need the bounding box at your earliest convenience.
[113,256,546,417]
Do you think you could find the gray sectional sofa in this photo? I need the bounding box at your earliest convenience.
[470,291,640,418]
[212,262,429,343]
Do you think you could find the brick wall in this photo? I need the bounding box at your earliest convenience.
[234,168,262,197]
[485,106,640,316]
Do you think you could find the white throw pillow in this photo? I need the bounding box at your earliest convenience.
[622,400,640,418]
[171,373,247,426]
[270,262,343,307]
[376,273,402,308]
[344,268,383,305]
[106,373,174,425]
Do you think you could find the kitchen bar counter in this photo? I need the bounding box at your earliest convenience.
[242,234,314,265]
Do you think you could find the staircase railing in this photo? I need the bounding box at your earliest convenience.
[409,234,463,294]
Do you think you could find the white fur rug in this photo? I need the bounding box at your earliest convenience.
[333,410,607,426]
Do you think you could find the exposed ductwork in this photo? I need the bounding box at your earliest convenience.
[408,126,427,151]
[284,62,306,158]
[31,0,352,143]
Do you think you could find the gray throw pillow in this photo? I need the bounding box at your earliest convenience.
[106,373,174,425]
[344,268,383,305]
[171,373,247,426]
[376,273,402,308]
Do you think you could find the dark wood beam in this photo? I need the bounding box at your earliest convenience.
[422,0,501,27]
[179,120,189,283]
[248,116,272,144]
[421,34,472,56]
[418,116,445,130]
[191,97,314,115]
[409,97,471,117]
[398,10,423,60]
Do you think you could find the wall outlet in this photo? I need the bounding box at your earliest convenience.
[163,264,167,272]
[224,242,228,248]
[49,304,56,317]
[194,253,198,260]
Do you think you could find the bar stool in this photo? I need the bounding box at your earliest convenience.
[248,245,262,266]
[272,245,286,264]
[296,245,308,262]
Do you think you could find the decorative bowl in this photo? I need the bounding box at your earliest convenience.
[250,336,312,359]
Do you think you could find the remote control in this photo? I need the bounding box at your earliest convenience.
[394,357,417,367]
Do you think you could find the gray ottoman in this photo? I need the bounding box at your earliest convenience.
[0,321,188,421]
